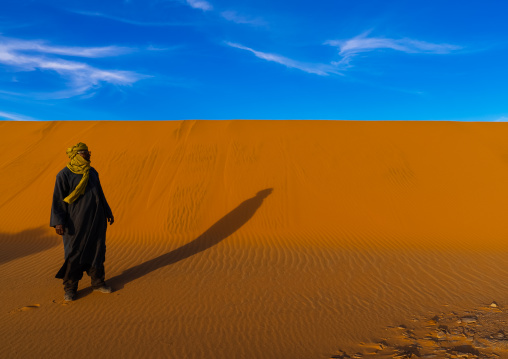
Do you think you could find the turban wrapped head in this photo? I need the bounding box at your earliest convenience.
[66,142,89,159]
[64,142,90,204]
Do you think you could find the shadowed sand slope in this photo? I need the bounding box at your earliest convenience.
[0,227,60,265]
[2,120,508,358]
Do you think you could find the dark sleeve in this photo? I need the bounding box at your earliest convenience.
[50,171,69,227]
[96,172,113,218]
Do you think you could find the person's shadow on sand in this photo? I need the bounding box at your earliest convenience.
[106,188,273,292]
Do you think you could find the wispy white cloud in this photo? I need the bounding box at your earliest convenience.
[69,10,193,27]
[326,32,462,66]
[0,110,40,121]
[226,42,341,76]
[186,0,212,11]
[221,11,266,26]
[227,32,460,77]
[0,36,148,99]
[0,37,132,58]
[146,45,174,51]
[495,116,508,122]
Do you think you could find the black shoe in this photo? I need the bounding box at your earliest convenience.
[64,291,76,301]
[93,285,113,294]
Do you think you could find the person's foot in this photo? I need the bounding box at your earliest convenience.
[93,285,113,294]
[64,291,76,301]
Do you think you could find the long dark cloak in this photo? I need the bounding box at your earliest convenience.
[50,166,113,278]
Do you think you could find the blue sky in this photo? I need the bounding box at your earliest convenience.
[0,0,507,121]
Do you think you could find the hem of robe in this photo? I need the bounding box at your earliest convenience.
[55,259,69,279]
[55,259,97,279]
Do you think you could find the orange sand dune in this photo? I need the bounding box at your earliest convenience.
[2,120,508,358]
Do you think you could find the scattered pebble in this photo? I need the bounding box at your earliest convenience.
[461,316,478,324]
[436,330,447,338]
[492,331,506,339]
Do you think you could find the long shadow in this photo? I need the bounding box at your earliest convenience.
[0,227,60,265]
[107,188,273,290]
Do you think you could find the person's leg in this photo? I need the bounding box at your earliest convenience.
[87,265,109,290]
[63,278,79,293]
[62,261,84,300]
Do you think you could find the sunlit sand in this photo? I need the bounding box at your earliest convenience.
[2,120,508,358]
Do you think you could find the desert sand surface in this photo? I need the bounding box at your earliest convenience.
[3,120,508,358]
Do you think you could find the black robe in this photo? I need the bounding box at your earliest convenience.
[50,166,113,279]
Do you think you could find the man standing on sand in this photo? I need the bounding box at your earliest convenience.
[50,142,114,301]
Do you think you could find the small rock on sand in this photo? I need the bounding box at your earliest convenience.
[493,331,506,339]
[459,316,478,324]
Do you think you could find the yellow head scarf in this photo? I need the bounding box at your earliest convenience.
[63,142,91,204]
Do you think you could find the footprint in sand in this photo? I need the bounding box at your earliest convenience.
[9,304,40,314]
